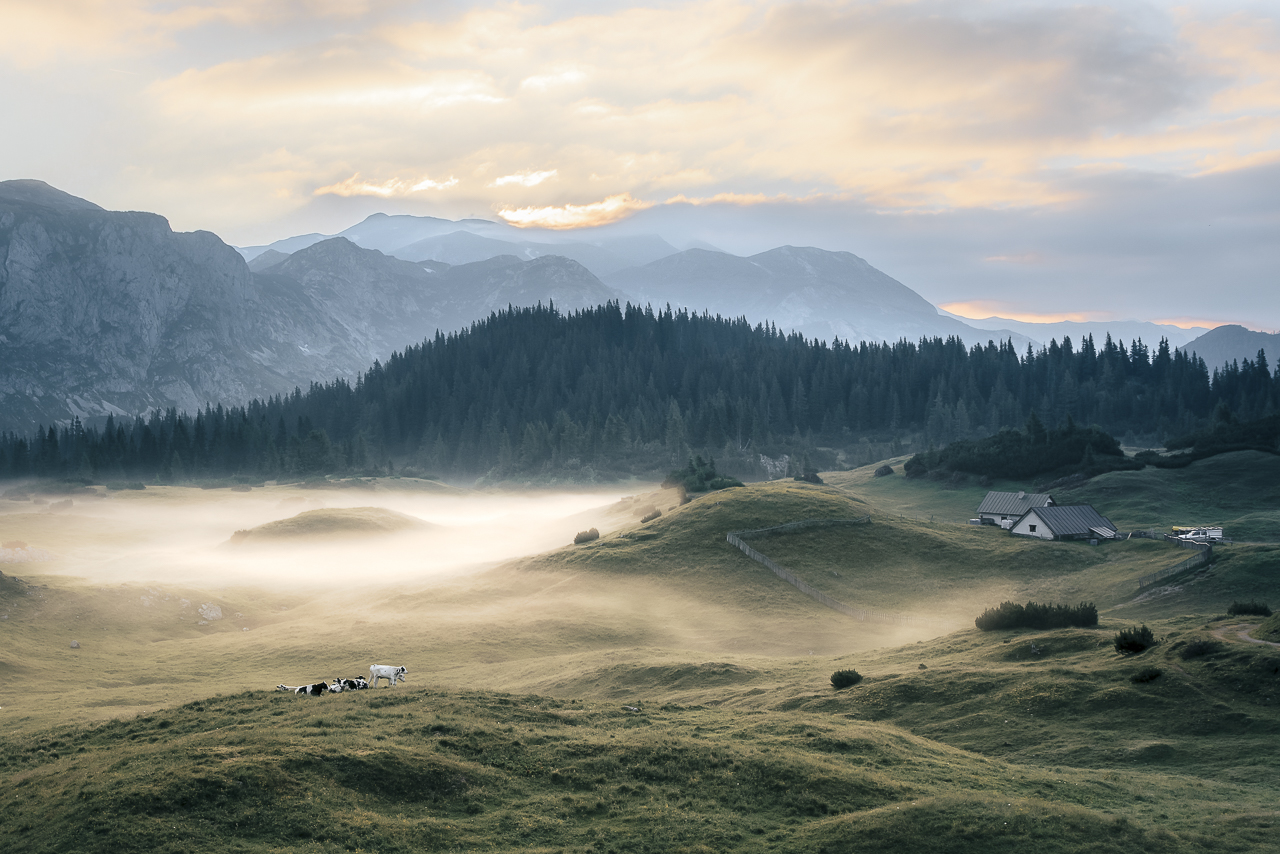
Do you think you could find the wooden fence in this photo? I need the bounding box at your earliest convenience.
[726,517,939,626]
[1136,542,1213,590]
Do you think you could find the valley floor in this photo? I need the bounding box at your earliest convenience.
[1,469,1279,852]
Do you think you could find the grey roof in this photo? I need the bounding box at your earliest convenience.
[1023,505,1115,537]
[977,491,1055,516]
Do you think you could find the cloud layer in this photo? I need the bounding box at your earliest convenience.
[3,0,1279,327]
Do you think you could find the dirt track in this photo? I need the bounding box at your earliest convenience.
[1210,621,1280,648]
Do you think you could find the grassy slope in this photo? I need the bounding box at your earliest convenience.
[825,450,1280,543]
[1054,450,1280,541]
[2,475,1280,852]
[238,506,436,539]
[2,686,1274,854]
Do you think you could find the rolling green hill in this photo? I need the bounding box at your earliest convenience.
[2,681,1276,854]
[1054,450,1280,541]
[2,471,1279,852]
[227,506,436,544]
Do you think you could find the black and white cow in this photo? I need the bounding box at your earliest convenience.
[328,677,369,692]
[369,664,407,688]
[277,681,329,696]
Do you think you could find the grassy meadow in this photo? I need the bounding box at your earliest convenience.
[1,466,1279,852]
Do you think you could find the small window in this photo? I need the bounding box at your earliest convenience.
[1029,524,1038,533]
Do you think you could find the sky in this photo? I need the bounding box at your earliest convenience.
[3,0,1279,330]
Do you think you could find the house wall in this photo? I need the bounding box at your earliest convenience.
[1010,511,1055,540]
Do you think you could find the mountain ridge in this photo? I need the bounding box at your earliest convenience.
[0,184,627,432]
[1179,324,1279,373]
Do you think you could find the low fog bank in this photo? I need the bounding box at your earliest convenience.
[0,482,647,588]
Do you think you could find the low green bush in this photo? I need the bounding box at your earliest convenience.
[1178,639,1221,660]
[830,669,863,690]
[974,601,1098,631]
[640,509,662,523]
[1130,667,1162,683]
[663,456,744,494]
[1114,625,1156,654]
[573,528,600,545]
[1227,600,1272,617]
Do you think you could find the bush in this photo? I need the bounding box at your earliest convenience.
[830,669,862,690]
[1178,639,1221,660]
[1131,667,1163,683]
[1114,625,1156,654]
[640,509,662,523]
[1227,600,1272,617]
[906,417,1135,481]
[974,601,1098,631]
[873,465,894,478]
[573,528,600,545]
[663,455,744,495]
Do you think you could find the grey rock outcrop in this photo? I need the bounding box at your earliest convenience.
[0,180,334,430]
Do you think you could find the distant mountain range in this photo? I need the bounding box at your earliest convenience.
[0,182,616,431]
[603,246,1020,347]
[6,179,1265,434]
[942,313,1209,350]
[239,213,680,278]
[241,212,1035,349]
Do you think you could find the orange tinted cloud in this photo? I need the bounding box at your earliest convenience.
[495,193,654,229]
[6,0,1280,249]
[314,174,458,197]
[941,302,1114,324]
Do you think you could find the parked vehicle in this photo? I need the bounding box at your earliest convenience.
[1173,526,1223,542]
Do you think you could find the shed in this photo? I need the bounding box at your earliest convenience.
[1010,505,1117,541]
[977,490,1055,527]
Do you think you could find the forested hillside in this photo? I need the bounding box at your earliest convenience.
[1,303,1276,483]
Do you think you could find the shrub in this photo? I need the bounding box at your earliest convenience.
[663,455,744,495]
[830,669,862,690]
[1114,625,1156,654]
[974,601,1098,631]
[873,465,894,478]
[1227,600,1272,617]
[1178,639,1221,660]
[573,528,600,545]
[640,509,661,523]
[1131,667,1163,683]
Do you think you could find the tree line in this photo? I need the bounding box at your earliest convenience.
[1,302,1276,484]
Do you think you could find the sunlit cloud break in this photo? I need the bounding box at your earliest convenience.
[314,174,459,198]
[495,193,652,229]
[941,302,1114,324]
[665,192,779,206]
[491,170,558,188]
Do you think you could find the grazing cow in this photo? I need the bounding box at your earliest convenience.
[277,682,329,696]
[328,677,368,692]
[369,664,407,688]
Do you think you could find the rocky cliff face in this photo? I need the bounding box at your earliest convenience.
[0,182,624,432]
[0,180,286,429]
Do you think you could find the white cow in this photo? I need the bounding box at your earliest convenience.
[369,664,407,688]
[277,682,328,696]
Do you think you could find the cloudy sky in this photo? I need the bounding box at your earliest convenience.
[4,0,1278,329]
